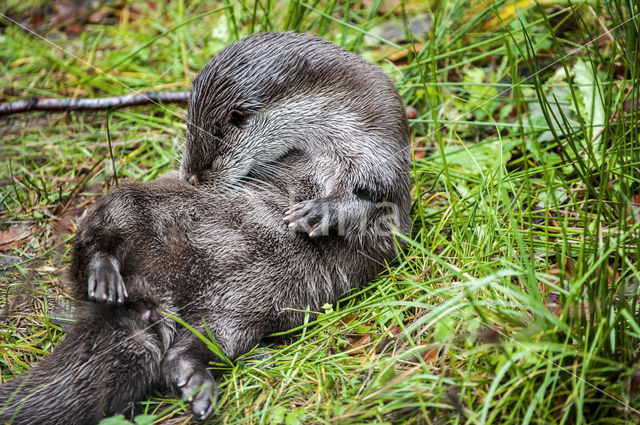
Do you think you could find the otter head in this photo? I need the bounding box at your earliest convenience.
[180,59,267,190]
[180,33,319,191]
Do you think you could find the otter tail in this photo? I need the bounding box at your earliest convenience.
[0,301,173,425]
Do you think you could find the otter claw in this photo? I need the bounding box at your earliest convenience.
[87,255,127,304]
[177,366,218,421]
[283,198,336,238]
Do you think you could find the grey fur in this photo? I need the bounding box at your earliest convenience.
[0,32,410,424]
[182,32,410,241]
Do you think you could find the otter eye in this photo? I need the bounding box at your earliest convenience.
[228,109,247,128]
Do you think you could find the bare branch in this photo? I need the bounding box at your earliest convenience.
[0,91,190,116]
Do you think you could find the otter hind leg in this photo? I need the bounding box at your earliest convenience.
[176,362,218,420]
[162,344,219,421]
[88,254,127,304]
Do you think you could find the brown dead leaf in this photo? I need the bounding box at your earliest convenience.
[90,4,143,24]
[50,0,104,36]
[0,227,31,252]
[421,346,439,363]
[361,0,401,14]
[624,97,640,113]
[88,6,111,23]
[405,105,418,120]
[346,334,371,356]
[627,194,640,225]
[544,258,576,315]
[412,137,426,160]
[547,291,562,316]
[476,327,502,344]
[25,12,45,31]
[387,43,424,64]
[65,22,85,36]
[340,315,356,326]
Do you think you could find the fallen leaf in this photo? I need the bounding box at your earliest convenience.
[25,12,45,31]
[387,43,424,63]
[0,228,31,252]
[627,194,640,225]
[405,105,418,120]
[476,327,502,344]
[50,0,104,36]
[413,267,429,281]
[346,334,371,356]
[65,21,85,35]
[412,137,427,160]
[422,346,439,363]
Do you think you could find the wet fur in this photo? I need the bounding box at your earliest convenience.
[0,155,404,424]
[0,32,410,424]
[182,32,410,242]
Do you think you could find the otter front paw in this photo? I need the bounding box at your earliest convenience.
[283,198,337,238]
[88,254,127,304]
[176,365,218,421]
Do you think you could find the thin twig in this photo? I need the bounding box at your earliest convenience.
[0,91,190,116]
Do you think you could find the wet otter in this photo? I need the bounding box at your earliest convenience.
[0,32,410,424]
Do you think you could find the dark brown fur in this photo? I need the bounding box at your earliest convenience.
[0,32,410,424]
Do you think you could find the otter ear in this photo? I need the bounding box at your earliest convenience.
[228,109,248,128]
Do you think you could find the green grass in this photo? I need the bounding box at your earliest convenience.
[1,0,639,423]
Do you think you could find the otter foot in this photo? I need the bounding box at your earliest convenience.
[283,198,338,238]
[175,363,218,421]
[88,254,127,304]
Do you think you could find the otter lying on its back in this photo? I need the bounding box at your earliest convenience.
[0,153,402,424]
[0,32,410,424]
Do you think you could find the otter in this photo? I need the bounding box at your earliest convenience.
[0,32,410,424]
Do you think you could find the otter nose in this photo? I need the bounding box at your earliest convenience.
[182,171,199,186]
